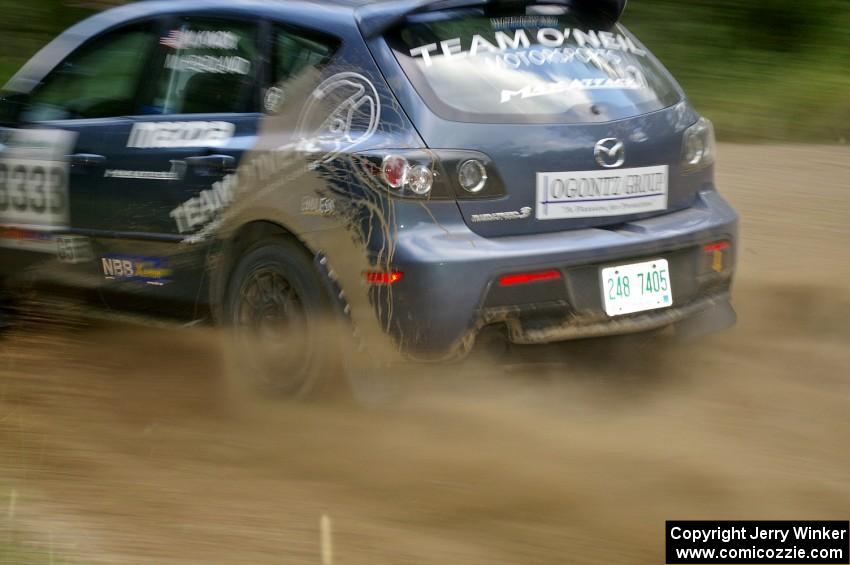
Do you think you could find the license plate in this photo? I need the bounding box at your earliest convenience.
[600,259,673,317]
[536,165,668,220]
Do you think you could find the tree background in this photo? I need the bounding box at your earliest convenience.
[1,0,848,141]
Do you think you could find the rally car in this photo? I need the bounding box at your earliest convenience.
[0,0,738,395]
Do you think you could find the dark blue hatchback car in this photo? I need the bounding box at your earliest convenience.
[0,0,738,395]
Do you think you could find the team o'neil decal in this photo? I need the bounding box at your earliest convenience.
[408,27,650,104]
[126,121,235,149]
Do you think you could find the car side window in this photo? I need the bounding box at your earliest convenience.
[274,29,333,84]
[147,19,259,115]
[22,26,156,122]
[264,27,335,113]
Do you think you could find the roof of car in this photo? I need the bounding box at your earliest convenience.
[4,0,626,93]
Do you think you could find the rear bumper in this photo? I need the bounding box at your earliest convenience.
[369,189,738,358]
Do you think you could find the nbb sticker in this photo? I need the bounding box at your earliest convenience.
[101,255,172,285]
[0,129,77,229]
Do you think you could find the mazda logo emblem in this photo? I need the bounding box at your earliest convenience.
[594,138,625,168]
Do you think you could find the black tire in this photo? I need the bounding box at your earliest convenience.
[222,238,339,398]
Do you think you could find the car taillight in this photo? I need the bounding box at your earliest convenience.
[381,155,408,189]
[703,241,730,253]
[703,240,731,273]
[364,271,404,285]
[380,155,433,196]
[356,150,504,200]
[498,269,562,287]
[682,117,716,172]
[406,164,434,195]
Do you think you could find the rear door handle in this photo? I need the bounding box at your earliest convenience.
[184,154,236,173]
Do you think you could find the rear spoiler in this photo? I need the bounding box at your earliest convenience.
[356,0,628,39]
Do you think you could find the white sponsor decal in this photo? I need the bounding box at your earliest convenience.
[301,196,336,217]
[536,165,669,220]
[409,28,646,67]
[501,75,644,104]
[264,87,285,113]
[104,169,179,180]
[127,121,235,149]
[164,54,250,75]
[471,207,532,223]
[489,16,560,30]
[160,30,239,51]
[170,172,237,233]
[0,128,76,229]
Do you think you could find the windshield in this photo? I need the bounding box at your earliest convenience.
[386,9,681,123]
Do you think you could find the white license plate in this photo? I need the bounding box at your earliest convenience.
[536,165,668,220]
[600,258,673,317]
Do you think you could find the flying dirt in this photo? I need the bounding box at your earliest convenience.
[0,144,849,564]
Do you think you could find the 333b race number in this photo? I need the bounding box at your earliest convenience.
[0,128,75,228]
[0,161,67,216]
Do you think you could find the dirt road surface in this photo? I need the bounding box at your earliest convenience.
[1,144,849,564]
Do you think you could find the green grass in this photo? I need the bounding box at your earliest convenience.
[0,488,74,565]
[0,539,72,565]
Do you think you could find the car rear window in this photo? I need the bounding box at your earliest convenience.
[386,9,681,124]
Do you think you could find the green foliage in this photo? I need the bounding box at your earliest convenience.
[0,1,94,87]
[0,0,848,141]
[622,0,850,141]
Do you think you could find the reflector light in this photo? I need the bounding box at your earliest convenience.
[364,271,404,285]
[703,241,731,253]
[498,269,562,287]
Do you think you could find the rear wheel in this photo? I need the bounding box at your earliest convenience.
[223,238,339,398]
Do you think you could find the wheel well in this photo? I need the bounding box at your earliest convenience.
[211,221,316,322]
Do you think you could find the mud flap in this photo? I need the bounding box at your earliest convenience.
[672,299,737,342]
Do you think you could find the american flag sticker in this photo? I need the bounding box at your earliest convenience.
[158,30,239,51]
[159,30,184,50]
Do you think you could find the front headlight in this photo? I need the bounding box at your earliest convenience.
[682,117,716,172]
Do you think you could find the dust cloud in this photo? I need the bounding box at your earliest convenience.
[1,144,848,564]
